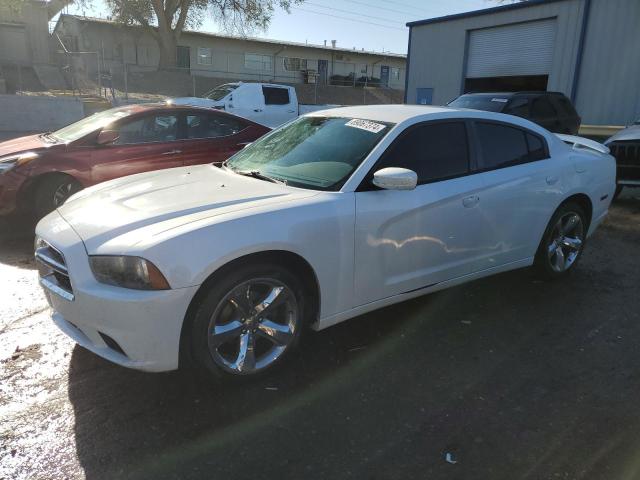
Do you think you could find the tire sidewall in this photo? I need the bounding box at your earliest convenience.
[33,176,81,219]
[189,262,307,380]
[535,201,588,279]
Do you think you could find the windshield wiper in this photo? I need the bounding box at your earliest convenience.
[38,132,59,144]
[235,170,287,185]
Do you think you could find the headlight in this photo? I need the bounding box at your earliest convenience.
[89,256,170,290]
[0,152,38,174]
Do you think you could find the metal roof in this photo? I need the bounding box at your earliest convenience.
[406,0,570,28]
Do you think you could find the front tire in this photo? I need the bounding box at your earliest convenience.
[189,263,306,379]
[33,175,82,219]
[534,201,587,279]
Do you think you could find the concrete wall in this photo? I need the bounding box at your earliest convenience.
[0,94,84,133]
[406,0,585,106]
[575,0,640,125]
[54,15,407,89]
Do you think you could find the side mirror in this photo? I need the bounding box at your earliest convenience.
[96,130,119,145]
[372,167,418,191]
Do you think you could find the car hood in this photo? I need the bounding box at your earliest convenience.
[0,134,47,158]
[57,164,317,253]
[605,124,640,144]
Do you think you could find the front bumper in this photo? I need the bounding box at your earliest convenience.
[36,211,199,372]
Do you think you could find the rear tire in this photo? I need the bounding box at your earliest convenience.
[534,201,587,280]
[188,262,308,380]
[33,175,82,219]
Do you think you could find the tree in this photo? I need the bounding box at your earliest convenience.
[100,0,303,69]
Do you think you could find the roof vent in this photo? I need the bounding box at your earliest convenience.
[331,40,336,48]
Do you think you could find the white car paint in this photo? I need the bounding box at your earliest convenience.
[171,82,337,128]
[35,105,616,372]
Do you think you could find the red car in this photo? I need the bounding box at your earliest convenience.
[0,104,270,218]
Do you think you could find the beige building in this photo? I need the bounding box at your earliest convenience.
[53,14,406,89]
[0,0,54,65]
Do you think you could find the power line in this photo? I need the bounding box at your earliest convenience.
[306,2,406,25]
[292,7,407,31]
[338,0,423,17]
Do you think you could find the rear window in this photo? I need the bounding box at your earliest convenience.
[263,86,290,105]
[448,95,509,112]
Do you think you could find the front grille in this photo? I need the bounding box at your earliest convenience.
[35,238,74,301]
[609,141,640,183]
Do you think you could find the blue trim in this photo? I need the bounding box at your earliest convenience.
[570,0,591,102]
[460,31,470,95]
[404,26,412,103]
[406,0,568,27]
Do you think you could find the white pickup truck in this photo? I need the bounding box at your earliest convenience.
[170,82,337,128]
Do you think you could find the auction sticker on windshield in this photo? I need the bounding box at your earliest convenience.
[345,119,387,134]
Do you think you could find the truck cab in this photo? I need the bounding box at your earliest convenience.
[172,83,299,128]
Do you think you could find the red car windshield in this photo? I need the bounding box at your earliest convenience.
[52,108,135,143]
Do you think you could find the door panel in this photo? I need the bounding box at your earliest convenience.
[180,112,254,166]
[262,86,296,127]
[90,113,184,184]
[354,175,486,306]
[470,159,563,272]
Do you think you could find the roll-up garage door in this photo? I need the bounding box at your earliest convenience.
[466,19,557,78]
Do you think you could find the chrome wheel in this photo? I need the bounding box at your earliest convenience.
[52,182,76,207]
[547,211,584,273]
[207,278,298,375]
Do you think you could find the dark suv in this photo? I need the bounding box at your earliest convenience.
[448,92,581,134]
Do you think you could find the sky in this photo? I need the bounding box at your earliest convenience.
[59,0,506,55]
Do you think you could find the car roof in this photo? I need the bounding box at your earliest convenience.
[308,105,454,124]
[460,91,567,97]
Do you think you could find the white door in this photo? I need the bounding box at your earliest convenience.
[466,120,564,273]
[466,19,557,78]
[261,86,297,127]
[227,85,265,125]
[354,121,486,306]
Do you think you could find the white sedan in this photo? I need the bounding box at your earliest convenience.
[35,105,616,378]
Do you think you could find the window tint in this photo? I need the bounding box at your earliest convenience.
[263,86,290,105]
[530,97,557,119]
[554,96,577,117]
[186,113,246,139]
[378,122,469,184]
[114,114,178,144]
[504,98,530,118]
[476,122,529,169]
[527,133,547,161]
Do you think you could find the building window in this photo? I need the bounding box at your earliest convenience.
[391,67,401,81]
[283,57,308,71]
[197,47,212,65]
[245,53,273,71]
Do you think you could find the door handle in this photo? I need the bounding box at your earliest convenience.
[462,195,480,208]
[546,175,559,185]
[287,110,296,113]
[161,149,182,156]
[254,109,263,112]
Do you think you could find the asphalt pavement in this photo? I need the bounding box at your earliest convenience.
[1,194,640,480]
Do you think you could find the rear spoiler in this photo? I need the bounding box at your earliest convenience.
[556,134,610,155]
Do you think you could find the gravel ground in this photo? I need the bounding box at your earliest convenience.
[1,195,640,480]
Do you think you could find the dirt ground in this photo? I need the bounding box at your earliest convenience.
[1,194,640,480]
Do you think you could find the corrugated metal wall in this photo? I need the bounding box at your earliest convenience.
[575,0,640,125]
[406,0,639,125]
[406,0,585,107]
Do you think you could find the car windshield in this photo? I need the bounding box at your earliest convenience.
[52,108,134,143]
[448,95,509,112]
[225,116,393,190]
[203,84,238,101]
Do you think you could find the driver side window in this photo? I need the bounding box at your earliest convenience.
[113,114,179,145]
[375,122,470,185]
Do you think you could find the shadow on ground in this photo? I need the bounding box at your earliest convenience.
[67,197,640,480]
